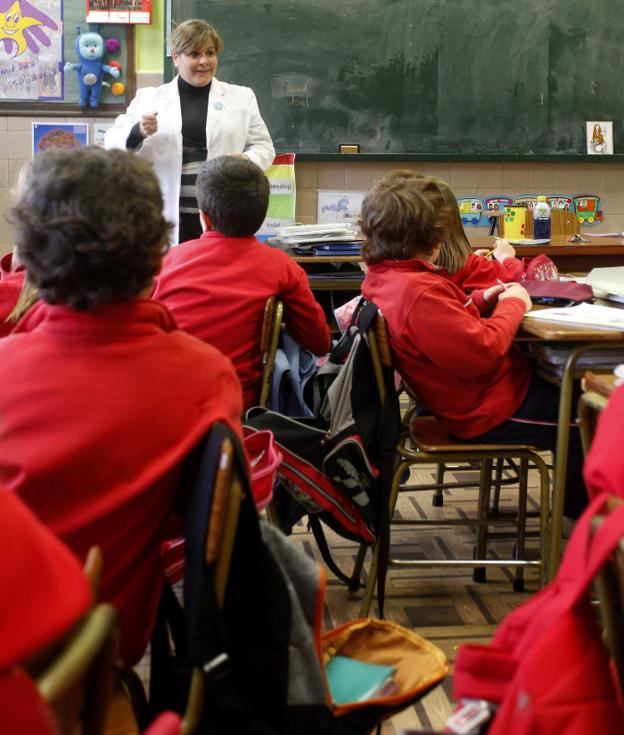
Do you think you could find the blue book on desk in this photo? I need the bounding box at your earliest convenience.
[313,242,361,255]
[325,655,396,705]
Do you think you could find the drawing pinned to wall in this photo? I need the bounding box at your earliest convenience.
[513,194,537,211]
[457,197,484,226]
[86,0,152,25]
[0,0,62,99]
[586,121,613,155]
[32,122,88,155]
[574,194,603,225]
[317,190,364,225]
[547,195,573,210]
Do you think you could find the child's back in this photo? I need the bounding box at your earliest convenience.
[154,156,329,408]
[362,256,530,438]
[156,231,329,407]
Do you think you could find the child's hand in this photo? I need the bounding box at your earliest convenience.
[483,283,506,302]
[474,248,491,257]
[498,283,532,313]
[493,239,516,263]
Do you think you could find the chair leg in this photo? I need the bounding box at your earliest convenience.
[473,459,493,583]
[359,462,406,617]
[490,459,505,514]
[349,543,368,596]
[513,458,529,592]
[432,463,445,507]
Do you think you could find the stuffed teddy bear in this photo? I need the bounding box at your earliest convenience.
[64,26,119,108]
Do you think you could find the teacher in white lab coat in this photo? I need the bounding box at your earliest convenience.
[105,19,275,244]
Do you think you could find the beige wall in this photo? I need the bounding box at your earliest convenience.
[2,114,623,258]
[295,160,624,233]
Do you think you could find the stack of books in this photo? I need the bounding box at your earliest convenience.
[273,223,362,256]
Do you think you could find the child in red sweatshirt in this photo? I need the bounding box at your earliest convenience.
[154,155,330,409]
[360,170,587,519]
[431,178,525,308]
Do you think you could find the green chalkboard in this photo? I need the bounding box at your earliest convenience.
[168,0,624,156]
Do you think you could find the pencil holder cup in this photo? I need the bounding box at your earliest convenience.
[502,206,527,239]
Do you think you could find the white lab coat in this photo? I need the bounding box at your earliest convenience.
[105,76,275,244]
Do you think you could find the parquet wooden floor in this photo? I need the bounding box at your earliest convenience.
[133,459,547,734]
[288,461,546,733]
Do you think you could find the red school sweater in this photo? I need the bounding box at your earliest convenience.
[449,253,525,294]
[0,299,243,665]
[583,383,624,501]
[154,231,331,409]
[362,258,531,438]
[0,253,25,338]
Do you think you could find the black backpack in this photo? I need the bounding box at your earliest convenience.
[183,424,447,735]
[245,300,401,612]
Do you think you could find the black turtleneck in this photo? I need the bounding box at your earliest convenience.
[178,75,211,148]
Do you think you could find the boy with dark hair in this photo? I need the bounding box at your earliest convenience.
[0,147,243,666]
[360,170,588,519]
[155,154,330,409]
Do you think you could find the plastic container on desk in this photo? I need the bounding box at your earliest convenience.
[533,196,552,240]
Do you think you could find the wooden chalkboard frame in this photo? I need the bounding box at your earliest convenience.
[295,153,624,163]
[0,26,135,117]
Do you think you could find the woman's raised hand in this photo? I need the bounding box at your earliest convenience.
[139,112,159,138]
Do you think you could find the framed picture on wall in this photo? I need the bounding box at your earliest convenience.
[32,122,88,156]
[586,121,613,155]
[0,0,64,101]
[86,0,152,25]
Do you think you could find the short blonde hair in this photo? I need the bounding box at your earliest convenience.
[171,19,223,57]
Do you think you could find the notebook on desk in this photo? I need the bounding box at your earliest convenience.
[524,302,624,332]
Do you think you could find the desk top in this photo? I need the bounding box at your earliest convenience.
[520,302,624,341]
[469,234,624,257]
[292,235,624,263]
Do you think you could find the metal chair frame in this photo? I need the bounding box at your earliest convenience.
[360,309,551,617]
[258,296,284,408]
[36,604,119,735]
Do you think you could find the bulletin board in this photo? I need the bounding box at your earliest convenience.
[0,0,134,112]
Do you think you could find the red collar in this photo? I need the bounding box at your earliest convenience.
[11,298,178,336]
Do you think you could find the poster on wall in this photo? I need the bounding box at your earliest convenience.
[86,0,151,25]
[0,0,63,100]
[32,122,88,156]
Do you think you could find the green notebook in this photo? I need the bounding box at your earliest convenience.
[325,655,396,705]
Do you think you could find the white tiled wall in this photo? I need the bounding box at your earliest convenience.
[0,115,117,256]
[2,117,622,257]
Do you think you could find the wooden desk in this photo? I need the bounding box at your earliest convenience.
[519,314,624,577]
[292,236,624,279]
[469,235,624,273]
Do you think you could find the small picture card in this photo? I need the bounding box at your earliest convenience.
[32,123,89,158]
[586,121,613,155]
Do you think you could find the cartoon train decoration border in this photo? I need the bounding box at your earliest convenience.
[457,194,603,226]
